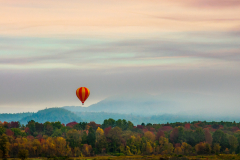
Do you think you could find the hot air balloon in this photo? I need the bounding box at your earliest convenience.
[76,87,90,105]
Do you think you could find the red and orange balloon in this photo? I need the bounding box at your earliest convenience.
[76,87,90,105]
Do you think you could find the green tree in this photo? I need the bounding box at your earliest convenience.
[185,130,196,146]
[87,127,96,148]
[195,128,205,144]
[0,127,5,136]
[95,135,108,154]
[178,127,186,143]
[45,124,53,136]
[51,121,62,130]
[26,120,36,135]
[212,130,229,152]
[10,128,22,137]
[107,127,122,152]
[51,129,62,137]
[81,131,88,144]
[102,118,116,129]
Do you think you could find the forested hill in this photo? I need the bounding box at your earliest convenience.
[19,108,83,125]
[2,108,240,125]
[75,112,240,125]
[0,112,33,122]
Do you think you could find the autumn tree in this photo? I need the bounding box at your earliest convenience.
[6,129,14,137]
[107,127,122,153]
[181,142,192,155]
[159,136,174,154]
[82,144,92,156]
[32,139,41,157]
[126,146,133,155]
[174,147,183,155]
[0,134,10,160]
[9,122,20,128]
[95,127,104,142]
[170,128,178,144]
[229,135,238,154]
[144,131,155,142]
[146,142,153,154]
[204,129,212,145]
[66,129,82,149]
[55,137,68,157]
[213,143,221,155]
[156,130,165,141]
[18,148,29,160]
[74,147,82,157]
[195,142,211,155]
[104,126,111,137]
[88,121,100,131]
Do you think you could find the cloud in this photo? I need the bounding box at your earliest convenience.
[0,32,240,69]
[173,0,240,8]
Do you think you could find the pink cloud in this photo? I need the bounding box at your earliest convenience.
[174,0,240,8]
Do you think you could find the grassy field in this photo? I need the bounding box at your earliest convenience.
[3,154,240,160]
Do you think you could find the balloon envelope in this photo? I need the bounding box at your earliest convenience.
[76,87,90,105]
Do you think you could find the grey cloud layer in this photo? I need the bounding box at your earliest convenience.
[0,31,240,65]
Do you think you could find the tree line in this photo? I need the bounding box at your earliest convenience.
[1,119,240,159]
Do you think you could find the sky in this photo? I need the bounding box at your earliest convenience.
[0,0,240,113]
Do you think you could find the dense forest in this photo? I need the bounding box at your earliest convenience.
[1,119,240,159]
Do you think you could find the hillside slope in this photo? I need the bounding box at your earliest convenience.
[0,112,33,122]
[19,108,83,125]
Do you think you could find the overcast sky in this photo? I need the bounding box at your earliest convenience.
[0,0,240,113]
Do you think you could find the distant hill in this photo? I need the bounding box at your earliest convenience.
[19,108,83,125]
[0,92,238,125]
[64,93,176,115]
[64,91,233,117]
[1,107,240,125]
[75,111,240,125]
[0,112,33,122]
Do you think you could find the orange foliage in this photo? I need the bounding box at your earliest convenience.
[184,123,191,129]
